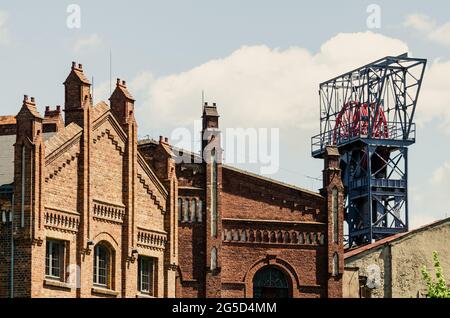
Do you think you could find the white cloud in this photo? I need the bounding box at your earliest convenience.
[73,33,102,53]
[431,162,450,186]
[0,11,10,46]
[403,14,436,32]
[417,59,450,132]
[429,22,450,47]
[404,13,450,48]
[134,31,408,135]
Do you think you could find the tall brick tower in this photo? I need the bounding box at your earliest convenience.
[321,146,344,298]
[109,78,138,297]
[63,62,91,127]
[13,95,45,297]
[201,102,222,297]
[62,62,93,298]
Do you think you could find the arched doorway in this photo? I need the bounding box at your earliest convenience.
[253,266,291,298]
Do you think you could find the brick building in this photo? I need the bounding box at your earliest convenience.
[0,62,343,298]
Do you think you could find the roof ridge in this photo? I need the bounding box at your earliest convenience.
[344,217,450,259]
[222,164,323,198]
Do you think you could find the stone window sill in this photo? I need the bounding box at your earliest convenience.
[136,293,155,298]
[44,278,72,290]
[91,287,119,297]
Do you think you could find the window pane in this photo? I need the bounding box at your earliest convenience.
[139,257,155,295]
[183,199,189,222]
[45,240,63,279]
[178,198,182,221]
[94,245,110,287]
[197,200,203,222]
[190,199,196,222]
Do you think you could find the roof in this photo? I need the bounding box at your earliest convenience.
[203,106,219,117]
[223,164,323,198]
[0,116,16,125]
[92,101,110,121]
[111,82,135,101]
[137,137,323,198]
[64,68,90,85]
[44,122,83,156]
[344,217,450,259]
[325,146,339,156]
[18,102,43,119]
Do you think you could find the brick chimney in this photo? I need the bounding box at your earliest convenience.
[63,61,91,127]
[109,78,135,126]
[201,101,222,297]
[321,146,344,298]
[43,105,64,133]
[13,95,45,296]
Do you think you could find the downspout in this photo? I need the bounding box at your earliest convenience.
[10,193,14,298]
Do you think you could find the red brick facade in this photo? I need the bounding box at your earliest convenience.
[140,103,345,298]
[0,62,343,298]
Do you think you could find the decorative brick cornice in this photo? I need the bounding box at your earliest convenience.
[92,199,125,224]
[44,206,80,234]
[45,153,79,182]
[222,224,325,247]
[136,227,167,251]
[93,128,125,156]
[136,173,165,213]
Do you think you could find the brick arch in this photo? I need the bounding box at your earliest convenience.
[243,256,301,298]
[92,232,119,249]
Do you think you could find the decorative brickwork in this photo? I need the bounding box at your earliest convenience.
[0,62,343,298]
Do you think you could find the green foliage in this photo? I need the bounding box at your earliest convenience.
[421,251,450,298]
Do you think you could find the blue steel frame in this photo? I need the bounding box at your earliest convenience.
[311,53,426,247]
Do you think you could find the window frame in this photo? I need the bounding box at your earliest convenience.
[45,239,65,281]
[138,256,156,296]
[93,243,112,288]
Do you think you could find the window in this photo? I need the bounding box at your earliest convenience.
[197,199,203,222]
[332,188,339,243]
[253,266,290,298]
[210,247,217,270]
[177,198,182,221]
[93,244,112,288]
[183,198,189,222]
[138,256,156,295]
[45,239,65,280]
[332,252,339,276]
[190,199,196,222]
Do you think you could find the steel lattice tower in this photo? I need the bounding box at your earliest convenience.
[311,53,426,247]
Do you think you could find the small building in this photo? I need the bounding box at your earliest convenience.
[343,217,450,298]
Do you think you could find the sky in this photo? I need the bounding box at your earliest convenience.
[0,0,450,229]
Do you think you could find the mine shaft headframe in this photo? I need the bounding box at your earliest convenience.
[312,53,427,157]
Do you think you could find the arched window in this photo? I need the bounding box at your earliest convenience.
[183,198,189,222]
[210,247,217,270]
[332,252,339,276]
[332,187,339,243]
[253,266,290,298]
[93,243,112,288]
[190,199,196,222]
[177,198,182,222]
[197,199,203,223]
